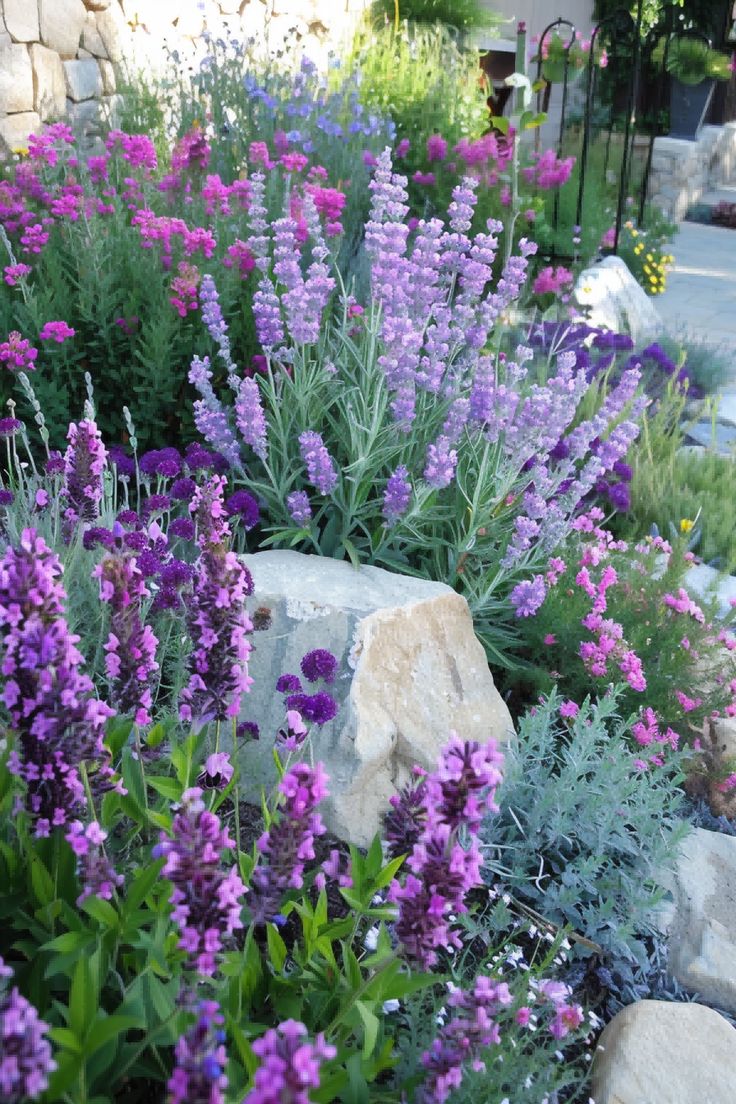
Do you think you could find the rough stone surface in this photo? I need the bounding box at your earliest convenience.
[63,57,102,100]
[592,999,736,1104]
[574,256,664,345]
[662,828,736,1012]
[684,562,736,618]
[38,0,85,57]
[83,0,110,9]
[30,42,66,120]
[93,5,124,62]
[81,10,107,56]
[0,43,34,115]
[0,111,41,154]
[238,551,514,846]
[98,57,115,95]
[4,0,40,42]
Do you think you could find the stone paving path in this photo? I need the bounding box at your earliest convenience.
[655,221,736,360]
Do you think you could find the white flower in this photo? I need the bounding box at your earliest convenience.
[382,999,400,1014]
[363,926,379,952]
[504,72,533,108]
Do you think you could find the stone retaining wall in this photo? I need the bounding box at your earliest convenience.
[648,123,736,222]
[0,0,369,155]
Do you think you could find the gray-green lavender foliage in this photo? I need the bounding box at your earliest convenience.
[482,690,690,966]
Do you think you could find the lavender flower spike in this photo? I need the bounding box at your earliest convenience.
[298,431,338,496]
[382,464,411,525]
[235,375,269,461]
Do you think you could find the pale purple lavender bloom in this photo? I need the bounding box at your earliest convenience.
[200,273,234,373]
[244,1020,335,1104]
[287,490,312,526]
[189,356,241,468]
[299,431,337,495]
[510,575,547,618]
[442,398,470,443]
[424,436,458,489]
[382,465,411,525]
[253,275,285,351]
[234,376,268,461]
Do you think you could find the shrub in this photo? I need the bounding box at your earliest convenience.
[482,690,690,966]
[371,0,490,31]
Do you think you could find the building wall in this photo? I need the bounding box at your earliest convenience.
[0,0,370,155]
[478,0,596,43]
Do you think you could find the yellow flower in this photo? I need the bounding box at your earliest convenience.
[12,146,28,157]
[680,518,695,533]
[630,228,639,237]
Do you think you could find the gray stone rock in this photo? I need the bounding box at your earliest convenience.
[98,57,115,95]
[64,58,103,102]
[0,44,34,115]
[664,827,736,1011]
[39,0,86,57]
[684,420,736,456]
[237,551,514,846]
[716,391,736,429]
[592,999,736,1104]
[4,0,40,42]
[573,255,664,345]
[685,561,736,618]
[30,43,66,121]
[81,10,108,56]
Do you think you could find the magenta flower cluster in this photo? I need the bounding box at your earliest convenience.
[153,787,246,976]
[0,528,115,836]
[168,1000,228,1104]
[65,820,123,907]
[243,1019,336,1104]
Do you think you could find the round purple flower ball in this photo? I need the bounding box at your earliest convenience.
[0,489,14,506]
[287,691,338,725]
[300,648,338,684]
[169,517,196,541]
[276,673,302,694]
[608,482,631,513]
[171,477,197,501]
[225,490,260,530]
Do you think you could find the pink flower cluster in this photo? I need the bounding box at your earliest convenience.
[532,264,573,297]
[522,148,576,189]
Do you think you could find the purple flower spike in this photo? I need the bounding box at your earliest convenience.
[0,957,56,1101]
[382,465,411,525]
[286,490,312,527]
[62,419,107,528]
[244,1020,335,1104]
[168,1000,228,1104]
[298,431,338,496]
[153,788,246,977]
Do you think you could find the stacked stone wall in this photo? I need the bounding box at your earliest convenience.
[0,0,369,154]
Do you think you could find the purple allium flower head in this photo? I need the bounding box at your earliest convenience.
[143,493,172,518]
[286,490,311,527]
[0,489,14,506]
[93,550,160,726]
[65,820,124,906]
[168,999,228,1104]
[83,526,115,551]
[237,720,260,742]
[0,417,21,438]
[276,673,302,694]
[510,575,546,618]
[285,692,337,726]
[171,477,197,501]
[382,465,411,526]
[0,958,56,1101]
[247,763,328,924]
[139,447,183,478]
[607,481,631,512]
[298,431,338,496]
[0,529,116,835]
[225,490,260,530]
[244,1020,335,1104]
[300,649,337,684]
[153,788,246,976]
[170,517,196,541]
[45,450,64,475]
[62,419,107,528]
[108,445,135,479]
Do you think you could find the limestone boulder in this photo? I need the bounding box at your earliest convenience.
[238,551,514,846]
[0,44,34,115]
[30,43,66,121]
[0,112,41,156]
[592,999,736,1104]
[94,5,126,63]
[83,0,111,9]
[4,0,40,42]
[81,11,108,56]
[574,255,664,345]
[98,58,115,95]
[39,0,86,58]
[64,57,103,101]
[663,827,736,1011]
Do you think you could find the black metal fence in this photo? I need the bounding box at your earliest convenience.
[520,0,736,260]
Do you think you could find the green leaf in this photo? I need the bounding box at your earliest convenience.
[43,931,89,955]
[82,897,119,929]
[373,854,405,890]
[123,858,165,914]
[342,538,361,570]
[266,924,287,973]
[85,1015,142,1057]
[69,956,94,1040]
[355,1000,379,1059]
[29,854,55,908]
[146,776,182,801]
[489,114,510,135]
[48,1027,82,1053]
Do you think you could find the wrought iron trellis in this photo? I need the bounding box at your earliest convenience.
[526,0,734,262]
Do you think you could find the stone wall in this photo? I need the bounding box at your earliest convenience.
[0,0,369,155]
[648,123,736,222]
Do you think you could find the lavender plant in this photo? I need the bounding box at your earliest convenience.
[189,152,645,659]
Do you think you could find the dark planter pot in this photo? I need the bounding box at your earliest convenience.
[669,78,716,140]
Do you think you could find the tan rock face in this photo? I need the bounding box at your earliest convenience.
[38,0,86,58]
[94,5,125,63]
[665,827,736,1012]
[4,0,40,42]
[592,999,736,1104]
[0,112,42,156]
[98,57,115,95]
[0,44,34,115]
[83,0,111,9]
[30,43,66,121]
[238,551,514,846]
[81,10,108,56]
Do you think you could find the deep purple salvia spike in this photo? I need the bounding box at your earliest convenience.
[0,528,117,836]
[247,762,328,925]
[0,956,56,1101]
[62,419,107,529]
[242,1019,336,1104]
[93,549,160,725]
[168,1000,228,1104]
[153,788,246,977]
[180,478,255,725]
